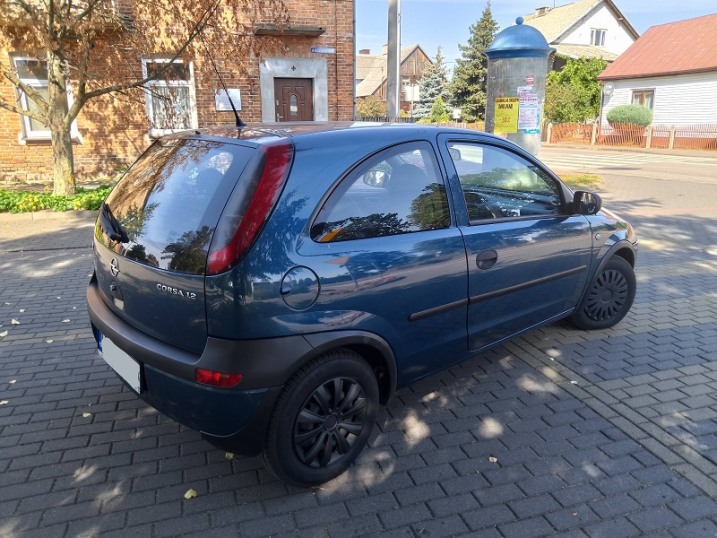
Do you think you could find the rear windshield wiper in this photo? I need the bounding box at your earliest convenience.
[100,203,129,243]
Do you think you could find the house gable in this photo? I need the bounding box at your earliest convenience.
[523,0,638,60]
[356,45,431,99]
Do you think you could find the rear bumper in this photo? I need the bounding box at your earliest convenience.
[86,273,311,455]
[141,364,281,455]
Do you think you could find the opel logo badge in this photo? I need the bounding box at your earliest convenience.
[110,258,120,277]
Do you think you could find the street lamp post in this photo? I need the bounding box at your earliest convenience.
[387,0,401,119]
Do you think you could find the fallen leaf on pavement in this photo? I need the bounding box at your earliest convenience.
[11,319,20,325]
[183,489,198,499]
[488,456,498,463]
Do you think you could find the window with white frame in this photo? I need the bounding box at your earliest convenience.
[632,89,655,110]
[590,28,606,47]
[13,56,51,139]
[142,58,197,136]
[11,55,80,142]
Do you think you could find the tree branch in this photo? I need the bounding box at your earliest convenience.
[73,0,222,105]
[73,0,109,24]
[0,65,50,124]
[12,0,38,16]
[68,28,95,123]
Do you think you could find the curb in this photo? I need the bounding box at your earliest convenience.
[0,210,97,222]
[541,142,717,159]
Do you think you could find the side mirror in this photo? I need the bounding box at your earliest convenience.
[573,191,602,215]
[449,148,462,161]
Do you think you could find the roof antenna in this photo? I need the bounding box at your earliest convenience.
[198,26,245,132]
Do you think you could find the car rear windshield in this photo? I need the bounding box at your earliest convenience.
[98,138,254,275]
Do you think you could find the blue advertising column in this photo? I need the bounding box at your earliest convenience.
[485,18,554,155]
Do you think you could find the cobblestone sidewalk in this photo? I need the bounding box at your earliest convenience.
[1,199,716,537]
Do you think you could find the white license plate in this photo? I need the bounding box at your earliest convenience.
[98,333,141,393]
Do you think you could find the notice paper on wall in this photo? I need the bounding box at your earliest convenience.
[517,86,540,133]
[215,89,242,112]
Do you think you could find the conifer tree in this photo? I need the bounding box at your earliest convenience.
[450,1,499,122]
[413,47,450,119]
[428,96,450,123]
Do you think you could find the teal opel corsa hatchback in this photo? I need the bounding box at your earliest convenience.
[87,122,637,486]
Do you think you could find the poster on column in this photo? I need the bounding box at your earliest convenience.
[494,97,519,134]
[517,86,541,134]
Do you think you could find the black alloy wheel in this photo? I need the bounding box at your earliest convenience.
[571,256,636,330]
[262,349,378,487]
[294,376,368,468]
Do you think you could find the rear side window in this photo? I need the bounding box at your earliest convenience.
[97,139,254,274]
[311,141,450,242]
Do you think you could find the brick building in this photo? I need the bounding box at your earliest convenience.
[0,0,355,182]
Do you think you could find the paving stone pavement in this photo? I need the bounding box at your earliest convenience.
[1,170,717,537]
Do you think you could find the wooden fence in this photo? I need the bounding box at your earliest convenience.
[354,117,486,131]
[354,119,717,150]
[546,122,717,150]
[354,116,417,123]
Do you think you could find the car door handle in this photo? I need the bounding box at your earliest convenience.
[476,249,498,270]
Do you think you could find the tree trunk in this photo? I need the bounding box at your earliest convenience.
[50,125,76,196]
[47,51,77,196]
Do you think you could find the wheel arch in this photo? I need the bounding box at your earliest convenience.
[594,239,636,277]
[303,331,397,405]
[612,245,635,267]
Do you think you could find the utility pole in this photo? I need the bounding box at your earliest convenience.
[387,0,401,119]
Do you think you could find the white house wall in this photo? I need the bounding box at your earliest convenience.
[601,72,717,125]
[559,4,635,56]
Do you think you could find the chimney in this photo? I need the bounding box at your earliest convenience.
[359,49,370,55]
[535,6,550,16]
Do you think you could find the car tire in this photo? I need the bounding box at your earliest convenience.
[261,349,378,487]
[570,256,636,330]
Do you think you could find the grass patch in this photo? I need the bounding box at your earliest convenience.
[0,185,113,213]
[558,172,604,190]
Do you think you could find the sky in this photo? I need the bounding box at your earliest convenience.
[356,0,717,69]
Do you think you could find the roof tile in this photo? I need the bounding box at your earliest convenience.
[599,14,717,80]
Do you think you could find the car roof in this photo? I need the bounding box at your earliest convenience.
[167,122,507,146]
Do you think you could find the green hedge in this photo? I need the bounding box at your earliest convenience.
[0,185,113,213]
[606,104,653,127]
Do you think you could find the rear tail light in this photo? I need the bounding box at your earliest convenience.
[207,140,294,275]
[195,368,243,388]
